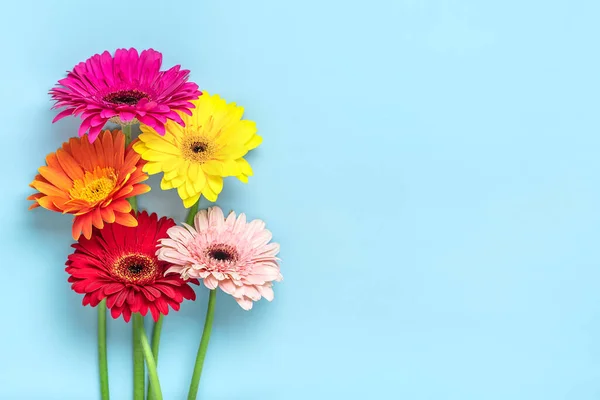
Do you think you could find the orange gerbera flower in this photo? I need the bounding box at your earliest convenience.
[28,129,150,239]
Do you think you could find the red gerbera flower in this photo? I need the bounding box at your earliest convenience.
[50,48,202,142]
[66,211,198,322]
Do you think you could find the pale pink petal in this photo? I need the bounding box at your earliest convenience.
[194,209,209,232]
[203,275,218,289]
[208,206,225,229]
[155,205,282,310]
[219,279,237,295]
[257,284,274,301]
[235,296,254,310]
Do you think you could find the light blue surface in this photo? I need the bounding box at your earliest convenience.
[1,0,599,399]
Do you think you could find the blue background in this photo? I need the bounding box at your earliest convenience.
[1,0,599,399]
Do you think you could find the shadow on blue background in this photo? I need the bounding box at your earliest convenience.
[1,0,600,399]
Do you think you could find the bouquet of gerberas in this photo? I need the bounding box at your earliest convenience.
[28,48,282,400]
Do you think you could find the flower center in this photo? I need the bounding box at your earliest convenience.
[69,167,117,205]
[103,89,148,105]
[112,253,158,284]
[192,142,207,153]
[206,244,238,262]
[181,136,214,164]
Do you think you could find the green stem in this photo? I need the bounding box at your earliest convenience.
[187,289,217,400]
[123,124,133,146]
[121,124,138,213]
[186,199,200,225]
[147,315,164,400]
[132,314,145,400]
[128,195,138,213]
[139,319,163,400]
[98,299,110,400]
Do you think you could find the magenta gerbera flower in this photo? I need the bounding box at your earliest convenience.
[50,48,202,142]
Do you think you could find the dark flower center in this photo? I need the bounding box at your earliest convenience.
[113,253,158,284]
[192,142,208,153]
[210,250,231,261]
[127,264,144,274]
[207,244,238,262]
[103,89,148,105]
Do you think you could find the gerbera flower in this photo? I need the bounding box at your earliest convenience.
[50,48,201,142]
[66,211,198,322]
[27,129,150,240]
[157,206,282,310]
[133,93,262,208]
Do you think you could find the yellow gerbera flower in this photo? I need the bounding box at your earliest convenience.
[133,93,262,207]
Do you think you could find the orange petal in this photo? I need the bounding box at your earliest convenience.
[128,184,151,197]
[113,131,125,169]
[80,135,97,170]
[114,211,138,227]
[127,170,149,185]
[100,207,116,223]
[111,199,132,214]
[27,193,44,201]
[102,130,115,167]
[93,131,110,167]
[112,185,133,200]
[37,196,62,212]
[38,166,72,192]
[72,215,85,240]
[81,213,94,239]
[56,149,84,181]
[30,180,68,198]
[68,137,84,167]
[27,193,44,210]
[45,153,62,170]
[90,208,103,229]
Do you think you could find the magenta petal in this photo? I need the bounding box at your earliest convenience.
[87,125,104,142]
[119,111,136,122]
[100,109,117,119]
[78,117,93,137]
[154,123,166,135]
[49,47,201,139]
[52,108,74,123]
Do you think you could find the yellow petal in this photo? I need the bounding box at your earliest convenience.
[169,174,186,188]
[177,183,189,200]
[185,178,196,198]
[236,174,249,184]
[192,168,207,192]
[143,137,181,155]
[202,160,224,176]
[187,162,199,181]
[236,158,253,176]
[164,167,180,181]
[132,141,149,154]
[207,175,223,194]
[246,134,263,150]
[161,177,174,190]
[183,193,201,208]
[219,145,248,160]
[218,120,257,146]
[222,159,241,176]
[202,186,218,202]
[159,157,183,172]
[142,162,163,175]
[139,149,176,162]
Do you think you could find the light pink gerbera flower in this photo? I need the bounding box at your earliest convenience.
[50,48,202,142]
[157,206,282,310]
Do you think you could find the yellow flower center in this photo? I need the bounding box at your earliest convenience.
[181,135,215,164]
[69,167,118,204]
